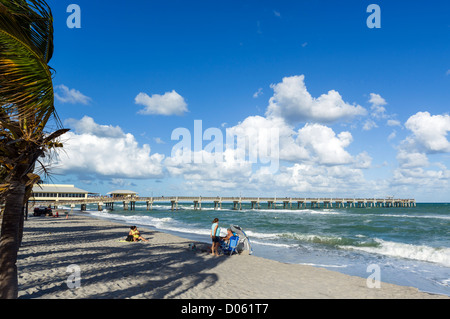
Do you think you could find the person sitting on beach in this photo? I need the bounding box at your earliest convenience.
[222,228,236,243]
[127,226,148,242]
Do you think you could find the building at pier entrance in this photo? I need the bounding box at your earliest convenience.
[30,184,89,202]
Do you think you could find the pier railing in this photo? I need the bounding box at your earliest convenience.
[29,196,417,211]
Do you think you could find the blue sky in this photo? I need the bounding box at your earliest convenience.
[44,0,450,202]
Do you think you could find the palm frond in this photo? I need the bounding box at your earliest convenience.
[0,0,59,129]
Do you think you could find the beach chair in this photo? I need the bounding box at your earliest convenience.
[222,236,239,256]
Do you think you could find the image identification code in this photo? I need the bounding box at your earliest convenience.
[181,303,269,316]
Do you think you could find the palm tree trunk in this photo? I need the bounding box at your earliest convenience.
[0,180,26,299]
[18,184,33,248]
[18,205,25,248]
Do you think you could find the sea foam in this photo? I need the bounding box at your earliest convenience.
[342,239,450,267]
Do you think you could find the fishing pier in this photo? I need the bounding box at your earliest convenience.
[33,196,417,212]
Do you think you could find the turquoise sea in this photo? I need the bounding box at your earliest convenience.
[76,202,450,296]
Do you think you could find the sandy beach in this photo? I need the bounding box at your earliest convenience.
[16,213,448,299]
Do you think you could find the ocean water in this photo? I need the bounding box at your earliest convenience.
[73,202,450,296]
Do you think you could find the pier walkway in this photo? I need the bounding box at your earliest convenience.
[31,196,417,211]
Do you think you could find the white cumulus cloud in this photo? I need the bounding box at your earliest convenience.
[65,116,124,138]
[390,111,450,194]
[221,115,358,166]
[396,149,429,168]
[405,112,450,153]
[266,75,366,124]
[135,90,188,116]
[296,123,354,165]
[54,116,164,179]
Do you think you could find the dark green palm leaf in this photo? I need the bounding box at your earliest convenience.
[0,0,59,130]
